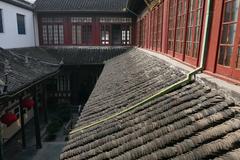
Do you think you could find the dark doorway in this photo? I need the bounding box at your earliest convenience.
[69,65,104,105]
[46,65,104,107]
[112,24,122,45]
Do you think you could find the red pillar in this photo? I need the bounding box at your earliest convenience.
[205,0,223,73]
[162,0,169,54]
[92,19,100,45]
[64,17,72,45]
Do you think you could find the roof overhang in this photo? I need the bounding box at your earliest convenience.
[1,0,34,11]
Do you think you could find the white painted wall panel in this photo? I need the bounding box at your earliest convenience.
[0,1,36,49]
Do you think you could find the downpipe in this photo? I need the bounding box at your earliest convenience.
[70,0,212,135]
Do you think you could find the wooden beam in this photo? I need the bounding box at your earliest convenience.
[42,84,48,124]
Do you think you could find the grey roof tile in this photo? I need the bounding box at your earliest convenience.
[35,0,128,12]
[60,49,240,160]
[42,47,130,65]
[0,48,60,96]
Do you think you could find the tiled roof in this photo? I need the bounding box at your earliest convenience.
[1,0,33,10]
[11,47,130,65]
[0,48,60,96]
[43,47,131,65]
[34,0,128,12]
[61,49,240,160]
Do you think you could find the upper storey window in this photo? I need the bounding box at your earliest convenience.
[0,9,3,33]
[41,17,64,45]
[71,17,92,45]
[218,0,240,66]
[17,14,25,34]
[215,0,240,80]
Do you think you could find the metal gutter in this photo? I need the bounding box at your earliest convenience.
[69,0,212,135]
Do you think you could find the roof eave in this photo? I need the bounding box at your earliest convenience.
[35,10,128,14]
[1,0,34,11]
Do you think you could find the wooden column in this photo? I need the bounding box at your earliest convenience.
[0,123,3,160]
[42,85,48,124]
[162,0,169,53]
[33,87,42,149]
[19,96,26,149]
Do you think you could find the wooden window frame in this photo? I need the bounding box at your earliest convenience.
[0,9,3,33]
[121,24,132,45]
[216,0,240,80]
[72,23,92,45]
[41,17,64,45]
[185,0,205,66]
[153,7,159,51]
[157,3,164,52]
[167,0,205,66]
[167,0,178,56]
[17,14,26,35]
[174,0,188,60]
[100,24,111,45]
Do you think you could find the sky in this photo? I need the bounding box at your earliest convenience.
[25,0,36,3]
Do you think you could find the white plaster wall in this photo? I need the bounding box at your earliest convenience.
[0,1,36,49]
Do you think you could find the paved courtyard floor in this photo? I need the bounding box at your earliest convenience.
[3,118,66,160]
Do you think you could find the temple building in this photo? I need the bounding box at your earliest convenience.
[35,0,134,46]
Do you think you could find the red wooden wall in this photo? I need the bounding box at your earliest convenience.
[38,15,133,47]
[135,0,240,83]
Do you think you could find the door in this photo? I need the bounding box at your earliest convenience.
[112,25,122,45]
[100,24,111,45]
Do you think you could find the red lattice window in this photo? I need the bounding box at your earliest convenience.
[101,24,111,45]
[153,7,158,50]
[216,0,240,80]
[218,0,239,66]
[168,0,177,51]
[41,17,64,45]
[71,17,92,45]
[72,24,92,45]
[157,3,164,51]
[185,0,204,58]
[121,25,131,45]
[175,0,187,54]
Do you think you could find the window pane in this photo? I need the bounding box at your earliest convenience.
[221,25,228,43]
[232,0,240,21]
[224,2,231,22]
[42,25,48,44]
[228,24,237,44]
[48,25,53,44]
[218,47,225,65]
[54,25,59,45]
[72,25,76,44]
[17,14,25,34]
[59,25,64,44]
[0,9,3,33]
[76,25,82,44]
[225,47,233,66]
